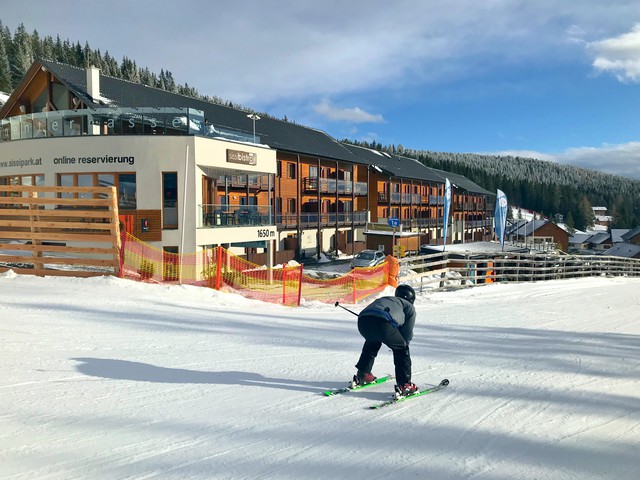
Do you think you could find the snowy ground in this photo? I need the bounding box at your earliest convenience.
[1,271,639,480]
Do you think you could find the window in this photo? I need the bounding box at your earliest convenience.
[77,174,94,199]
[0,174,44,188]
[58,174,74,199]
[56,173,136,210]
[118,174,137,210]
[287,163,296,179]
[0,174,44,206]
[162,172,178,229]
[287,198,296,213]
[309,165,318,178]
[97,174,115,199]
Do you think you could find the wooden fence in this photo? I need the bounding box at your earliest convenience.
[0,185,121,277]
[400,251,640,291]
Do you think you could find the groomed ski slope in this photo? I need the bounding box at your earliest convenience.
[1,271,639,480]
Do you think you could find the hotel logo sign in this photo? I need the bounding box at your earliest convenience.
[226,149,257,166]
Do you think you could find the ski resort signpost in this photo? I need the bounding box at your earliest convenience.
[388,217,400,256]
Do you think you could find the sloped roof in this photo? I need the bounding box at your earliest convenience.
[505,219,526,236]
[340,144,493,195]
[587,232,611,245]
[621,226,640,241]
[426,166,493,195]
[610,229,630,243]
[569,233,591,244]
[342,144,444,182]
[38,60,359,163]
[602,243,640,258]
[508,219,549,236]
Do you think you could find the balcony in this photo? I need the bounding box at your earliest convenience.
[302,177,367,196]
[454,202,486,212]
[219,174,272,190]
[429,195,444,206]
[198,204,273,228]
[277,210,368,229]
[377,192,423,204]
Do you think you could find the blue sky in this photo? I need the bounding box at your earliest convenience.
[3,1,640,178]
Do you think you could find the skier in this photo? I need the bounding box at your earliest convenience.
[353,284,418,398]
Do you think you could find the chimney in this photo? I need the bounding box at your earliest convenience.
[86,65,101,101]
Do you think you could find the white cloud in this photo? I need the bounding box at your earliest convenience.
[588,23,640,82]
[313,100,384,123]
[490,142,640,179]
[6,1,640,104]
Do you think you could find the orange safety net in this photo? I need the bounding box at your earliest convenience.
[119,233,391,306]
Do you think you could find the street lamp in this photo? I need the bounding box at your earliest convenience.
[247,113,260,143]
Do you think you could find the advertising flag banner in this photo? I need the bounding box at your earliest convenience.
[443,178,452,249]
[495,189,508,250]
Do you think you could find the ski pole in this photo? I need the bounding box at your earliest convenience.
[334,301,358,317]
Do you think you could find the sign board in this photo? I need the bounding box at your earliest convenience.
[226,149,257,166]
[388,217,400,228]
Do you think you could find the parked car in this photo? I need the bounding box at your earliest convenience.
[350,249,386,268]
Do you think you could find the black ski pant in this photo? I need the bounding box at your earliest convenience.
[355,315,411,386]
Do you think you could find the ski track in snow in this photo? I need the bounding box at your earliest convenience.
[1,273,639,479]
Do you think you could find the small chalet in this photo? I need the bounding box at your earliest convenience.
[506,219,569,252]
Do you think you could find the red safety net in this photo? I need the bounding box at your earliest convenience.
[119,233,391,306]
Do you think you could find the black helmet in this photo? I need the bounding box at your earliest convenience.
[395,284,416,304]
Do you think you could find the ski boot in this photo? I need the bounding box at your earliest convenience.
[351,371,376,388]
[394,382,418,399]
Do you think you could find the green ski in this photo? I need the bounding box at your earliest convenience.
[369,378,450,409]
[323,375,393,396]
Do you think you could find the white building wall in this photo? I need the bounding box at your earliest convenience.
[0,135,277,253]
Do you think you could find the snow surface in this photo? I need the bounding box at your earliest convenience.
[1,271,639,480]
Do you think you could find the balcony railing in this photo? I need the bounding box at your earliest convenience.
[454,202,487,211]
[198,204,273,228]
[0,107,259,144]
[302,177,367,195]
[429,195,444,205]
[378,192,433,204]
[277,210,367,228]
[219,174,272,190]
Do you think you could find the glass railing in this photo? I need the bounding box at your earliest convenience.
[302,177,367,195]
[198,204,273,228]
[0,107,259,144]
[276,210,367,227]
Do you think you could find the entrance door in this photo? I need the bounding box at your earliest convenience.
[202,176,215,225]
